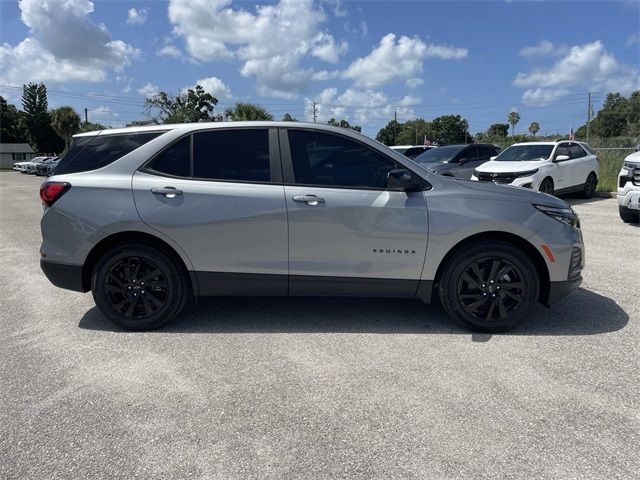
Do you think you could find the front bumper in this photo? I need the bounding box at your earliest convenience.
[40,259,87,292]
[546,276,582,306]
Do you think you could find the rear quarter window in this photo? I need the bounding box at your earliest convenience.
[55,132,163,175]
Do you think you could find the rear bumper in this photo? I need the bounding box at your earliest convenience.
[40,259,87,292]
[546,276,582,306]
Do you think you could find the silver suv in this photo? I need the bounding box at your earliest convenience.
[40,122,585,332]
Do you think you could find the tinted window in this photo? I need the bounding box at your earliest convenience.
[193,129,270,182]
[569,144,585,159]
[147,136,190,177]
[414,145,466,164]
[55,132,163,175]
[554,145,570,160]
[288,130,397,189]
[403,147,431,159]
[476,146,494,160]
[494,145,554,162]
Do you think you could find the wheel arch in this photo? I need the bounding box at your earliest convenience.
[81,231,197,295]
[431,231,551,305]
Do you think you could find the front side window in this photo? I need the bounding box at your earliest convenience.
[193,129,270,182]
[56,132,163,175]
[554,145,570,160]
[288,130,397,189]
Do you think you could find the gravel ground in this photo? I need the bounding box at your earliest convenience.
[1,172,638,479]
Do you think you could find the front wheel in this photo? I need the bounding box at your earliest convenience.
[539,177,554,195]
[91,243,189,330]
[438,240,540,332]
[619,206,639,223]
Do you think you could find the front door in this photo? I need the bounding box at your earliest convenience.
[281,128,429,297]
[132,128,288,295]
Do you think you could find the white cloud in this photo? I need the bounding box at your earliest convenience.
[406,78,424,89]
[182,76,232,100]
[514,41,640,104]
[521,88,570,106]
[305,87,417,124]
[311,69,340,81]
[519,40,555,57]
[138,83,159,98]
[167,0,348,97]
[157,44,182,58]
[126,8,148,26]
[341,33,467,88]
[0,0,139,86]
[626,32,639,47]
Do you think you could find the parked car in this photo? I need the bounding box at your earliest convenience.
[35,157,59,176]
[389,145,436,160]
[22,156,53,174]
[617,151,640,223]
[45,158,61,176]
[413,144,500,179]
[13,156,46,172]
[40,122,584,333]
[472,141,598,197]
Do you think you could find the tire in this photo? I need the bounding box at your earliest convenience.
[619,206,639,223]
[438,240,540,333]
[91,243,189,330]
[582,173,597,198]
[539,177,554,195]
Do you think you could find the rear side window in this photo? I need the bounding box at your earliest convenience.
[193,129,270,182]
[146,136,190,177]
[55,132,162,175]
[569,144,586,159]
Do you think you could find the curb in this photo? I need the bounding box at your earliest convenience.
[594,191,615,198]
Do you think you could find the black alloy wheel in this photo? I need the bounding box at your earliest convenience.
[92,243,189,330]
[539,178,554,195]
[438,240,539,332]
[583,173,597,198]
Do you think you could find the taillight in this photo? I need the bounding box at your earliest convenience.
[40,181,71,207]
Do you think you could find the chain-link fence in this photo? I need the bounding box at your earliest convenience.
[589,137,639,191]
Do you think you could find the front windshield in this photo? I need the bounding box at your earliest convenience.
[494,145,553,162]
[414,146,465,164]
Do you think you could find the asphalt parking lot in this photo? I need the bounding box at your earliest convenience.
[1,171,638,479]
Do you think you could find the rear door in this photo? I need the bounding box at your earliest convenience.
[132,127,288,295]
[281,128,429,297]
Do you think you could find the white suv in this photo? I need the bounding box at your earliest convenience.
[472,141,599,197]
[617,151,640,223]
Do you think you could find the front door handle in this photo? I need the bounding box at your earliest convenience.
[151,187,183,198]
[292,194,325,206]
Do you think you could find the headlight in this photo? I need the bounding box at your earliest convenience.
[533,204,580,229]
[515,169,539,178]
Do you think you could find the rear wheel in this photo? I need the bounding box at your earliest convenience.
[583,173,597,198]
[539,177,554,195]
[438,240,540,332]
[619,206,639,223]
[91,243,189,330]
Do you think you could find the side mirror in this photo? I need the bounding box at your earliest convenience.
[458,157,470,164]
[489,156,497,161]
[387,169,420,191]
[555,155,570,162]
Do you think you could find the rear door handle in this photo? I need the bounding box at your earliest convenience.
[292,195,325,206]
[151,187,183,198]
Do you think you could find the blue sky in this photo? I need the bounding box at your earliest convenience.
[1,0,638,137]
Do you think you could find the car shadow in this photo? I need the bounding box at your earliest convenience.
[79,287,628,338]
[564,195,613,206]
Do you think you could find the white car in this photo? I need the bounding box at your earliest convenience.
[617,151,640,223]
[471,141,599,197]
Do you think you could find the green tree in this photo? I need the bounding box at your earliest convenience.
[224,102,273,121]
[145,85,219,123]
[508,111,520,137]
[0,96,28,143]
[50,106,81,151]
[431,115,470,145]
[79,121,107,132]
[21,83,64,152]
[528,121,540,136]
[327,117,361,132]
[375,119,404,145]
[397,118,435,145]
[282,113,297,121]
[487,123,509,138]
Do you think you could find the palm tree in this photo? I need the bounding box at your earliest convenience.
[224,102,273,121]
[50,106,81,151]
[528,121,540,137]
[508,111,520,137]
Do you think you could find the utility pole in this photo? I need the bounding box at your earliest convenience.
[84,107,88,124]
[311,101,317,123]
[393,110,397,145]
[586,92,592,142]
